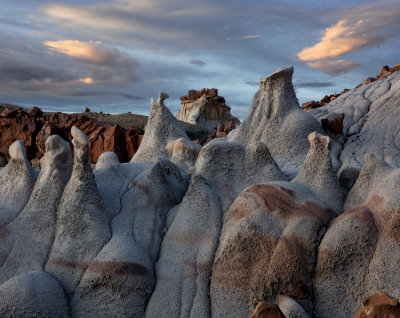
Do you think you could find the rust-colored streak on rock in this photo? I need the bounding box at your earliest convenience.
[0,227,10,240]
[249,301,284,318]
[245,184,331,220]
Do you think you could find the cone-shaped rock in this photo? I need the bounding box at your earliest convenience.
[0,135,72,284]
[45,126,111,294]
[228,66,322,177]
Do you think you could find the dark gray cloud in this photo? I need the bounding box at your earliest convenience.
[245,81,259,87]
[190,59,206,67]
[0,59,75,83]
[294,81,334,88]
[0,0,399,115]
[64,90,145,100]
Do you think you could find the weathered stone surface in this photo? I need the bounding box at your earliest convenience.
[177,88,240,130]
[228,66,323,177]
[0,64,400,318]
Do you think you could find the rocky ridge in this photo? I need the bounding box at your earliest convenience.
[302,62,400,111]
[0,65,400,317]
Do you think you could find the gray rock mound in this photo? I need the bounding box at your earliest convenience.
[131,92,201,172]
[0,135,72,284]
[45,126,112,294]
[0,140,36,227]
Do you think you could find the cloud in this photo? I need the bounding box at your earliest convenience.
[190,59,206,67]
[62,90,144,100]
[43,39,141,84]
[307,59,359,75]
[296,1,400,76]
[297,19,386,62]
[0,59,75,83]
[294,81,334,88]
[245,81,259,87]
[242,34,261,39]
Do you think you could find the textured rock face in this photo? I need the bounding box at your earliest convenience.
[1,66,400,317]
[0,106,144,164]
[131,92,201,173]
[302,62,399,111]
[228,66,323,177]
[177,88,240,130]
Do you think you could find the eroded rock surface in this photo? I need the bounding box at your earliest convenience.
[0,66,399,318]
[228,66,323,177]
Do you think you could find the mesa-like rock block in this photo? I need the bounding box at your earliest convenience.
[177,88,240,130]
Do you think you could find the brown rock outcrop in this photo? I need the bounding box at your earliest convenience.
[321,113,345,134]
[0,106,144,164]
[177,88,240,130]
[355,291,400,318]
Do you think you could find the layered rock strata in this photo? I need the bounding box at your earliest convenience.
[177,88,240,130]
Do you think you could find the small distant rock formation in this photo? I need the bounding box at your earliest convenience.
[0,106,143,165]
[302,62,400,111]
[302,90,349,111]
[177,88,240,130]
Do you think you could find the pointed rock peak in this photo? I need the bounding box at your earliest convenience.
[9,140,27,161]
[95,152,120,169]
[131,91,190,163]
[308,131,331,149]
[71,126,91,165]
[71,126,89,146]
[227,66,322,178]
[157,91,169,105]
[295,132,333,180]
[344,153,393,210]
[295,131,343,213]
[261,66,294,83]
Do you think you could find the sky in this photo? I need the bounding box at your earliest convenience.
[0,0,399,119]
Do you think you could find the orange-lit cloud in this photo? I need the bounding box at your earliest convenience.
[298,19,384,62]
[42,39,141,84]
[297,18,386,74]
[44,40,110,64]
[79,77,95,84]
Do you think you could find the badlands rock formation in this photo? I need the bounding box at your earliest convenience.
[1,65,400,318]
[0,106,144,165]
[177,88,240,130]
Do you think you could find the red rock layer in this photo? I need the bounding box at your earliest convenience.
[0,107,143,164]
